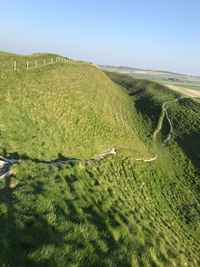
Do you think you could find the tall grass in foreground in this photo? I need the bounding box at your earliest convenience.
[0,155,199,266]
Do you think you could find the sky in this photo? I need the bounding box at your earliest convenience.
[0,0,200,75]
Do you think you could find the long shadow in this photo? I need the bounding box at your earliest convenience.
[129,88,145,97]
[2,149,80,166]
[0,173,79,266]
[0,169,128,266]
[176,131,200,172]
[170,98,200,184]
[134,95,161,129]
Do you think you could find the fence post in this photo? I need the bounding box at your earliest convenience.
[26,61,29,70]
[44,59,46,66]
[35,60,37,68]
[51,58,53,64]
[13,61,17,71]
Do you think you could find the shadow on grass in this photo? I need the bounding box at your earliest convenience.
[0,167,131,267]
[134,95,161,129]
[2,149,80,165]
[176,130,200,173]
[0,188,68,266]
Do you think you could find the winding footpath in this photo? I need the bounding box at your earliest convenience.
[0,99,179,180]
[152,99,178,143]
[136,98,179,162]
[163,109,174,146]
[0,148,117,180]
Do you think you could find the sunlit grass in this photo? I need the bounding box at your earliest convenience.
[0,53,199,266]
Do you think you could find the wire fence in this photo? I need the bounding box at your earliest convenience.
[0,57,72,76]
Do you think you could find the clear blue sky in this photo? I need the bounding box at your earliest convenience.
[0,0,200,75]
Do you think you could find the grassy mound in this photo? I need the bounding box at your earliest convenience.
[0,53,148,161]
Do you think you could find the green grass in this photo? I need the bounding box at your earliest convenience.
[0,53,149,161]
[0,53,200,266]
[0,52,62,73]
[1,154,200,266]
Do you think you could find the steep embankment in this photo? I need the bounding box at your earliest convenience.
[0,53,149,161]
[0,55,200,267]
[105,71,200,174]
[105,71,200,261]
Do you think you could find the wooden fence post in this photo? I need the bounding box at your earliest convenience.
[51,58,53,64]
[35,60,37,68]
[44,59,46,66]
[26,61,29,70]
[13,61,17,71]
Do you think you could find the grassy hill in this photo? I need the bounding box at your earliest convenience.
[0,52,149,161]
[0,52,62,73]
[0,53,200,267]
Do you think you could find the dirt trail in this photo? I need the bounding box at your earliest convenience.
[152,98,178,144]
[136,98,178,162]
[135,155,158,162]
[0,98,179,179]
[0,148,117,179]
[163,110,173,146]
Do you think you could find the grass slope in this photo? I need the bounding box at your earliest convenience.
[0,53,148,161]
[0,52,61,73]
[0,54,200,266]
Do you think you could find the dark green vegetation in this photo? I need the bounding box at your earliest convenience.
[0,53,200,266]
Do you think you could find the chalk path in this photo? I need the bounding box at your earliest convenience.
[0,99,179,179]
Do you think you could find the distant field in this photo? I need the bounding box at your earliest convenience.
[164,84,200,97]
[129,73,200,92]
[164,82,200,91]
[101,66,200,95]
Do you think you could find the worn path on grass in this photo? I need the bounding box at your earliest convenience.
[152,98,179,143]
[0,99,179,179]
[0,148,117,179]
